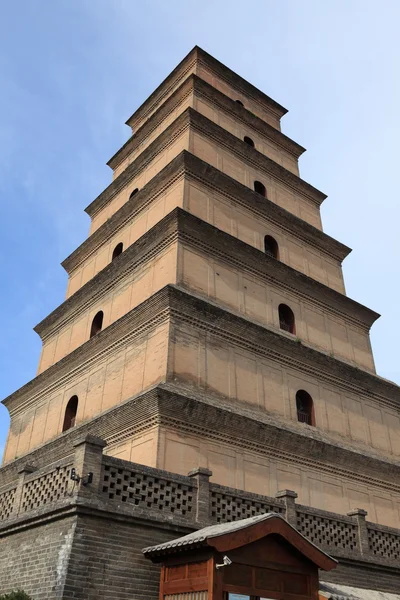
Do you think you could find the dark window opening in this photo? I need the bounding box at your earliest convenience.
[235,100,244,107]
[279,304,295,334]
[129,188,139,201]
[296,390,315,426]
[264,235,279,259]
[112,242,123,261]
[244,136,255,148]
[62,395,78,432]
[254,180,266,197]
[90,310,104,338]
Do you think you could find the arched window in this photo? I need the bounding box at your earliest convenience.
[90,311,104,338]
[264,235,279,259]
[62,395,78,432]
[244,136,255,148]
[296,390,315,426]
[112,242,123,261]
[278,304,295,334]
[254,180,266,197]
[235,100,244,107]
[129,188,139,201]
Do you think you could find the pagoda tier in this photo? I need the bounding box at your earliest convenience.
[2,282,400,526]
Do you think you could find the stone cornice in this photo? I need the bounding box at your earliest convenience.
[86,107,325,219]
[154,384,400,493]
[36,213,179,340]
[165,288,397,408]
[65,152,348,278]
[3,286,398,420]
[192,74,304,156]
[125,46,287,132]
[43,209,375,345]
[3,383,400,499]
[176,210,376,330]
[184,153,349,262]
[84,109,190,218]
[189,107,326,206]
[0,387,162,478]
[3,288,173,416]
[62,153,186,274]
[108,74,304,171]
[107,75,193,171]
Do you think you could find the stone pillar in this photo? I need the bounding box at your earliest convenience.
[72,434,107,499]
[188,467,212,525]
[275,489,298,527]
[347,508,369,556]
[13,464,36,517]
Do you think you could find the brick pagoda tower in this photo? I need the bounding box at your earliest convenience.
[1,47,400,598]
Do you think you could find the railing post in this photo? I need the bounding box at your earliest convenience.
[72,434,107,499]
[275,489,298,527]
[188,467,212,525]
[13,464,36,516]
[347,508,369,556]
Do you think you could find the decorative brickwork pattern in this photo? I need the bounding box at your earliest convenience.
[3,449,400,571]
[296,509,358,550]
[20,465,72,513]
[368,525,400,560]
[210,486,285,523]
[0,487,16,521]
[101,462,194,517]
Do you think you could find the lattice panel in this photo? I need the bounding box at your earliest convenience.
[21,465,72,512]
[296,511,357,550]
[101,464,194,517]
[368,527,400,560]
[210,491,285,523]
[0,488,16,520]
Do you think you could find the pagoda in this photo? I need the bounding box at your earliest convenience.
[1,47,400,599]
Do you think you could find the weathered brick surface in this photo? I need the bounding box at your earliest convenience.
[1,505,400,599]
[0,507,188,600]
[321,559,400,594]
[0,517,76,598]
[64,516,178,600]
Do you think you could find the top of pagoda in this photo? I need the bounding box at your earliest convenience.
[125,45,288,132]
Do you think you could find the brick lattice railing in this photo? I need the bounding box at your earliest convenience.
[1,435,400,566]
[296,504,358,553]
[367,523,400,560]
[0,485,16,521]
[100,456,195,519]
[0,458,73,519]
[209,482,286,522]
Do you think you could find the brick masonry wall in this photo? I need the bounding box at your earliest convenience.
[0,516,76,598]
[0,509,187,600]
[2,509,400,599]
[321,559,400,594]
[2,436,400,598]
[63,515,180,600]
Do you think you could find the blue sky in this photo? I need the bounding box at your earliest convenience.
[1,0,400,461]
